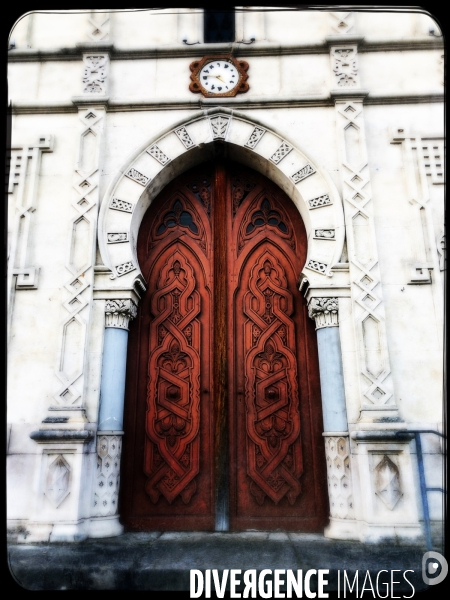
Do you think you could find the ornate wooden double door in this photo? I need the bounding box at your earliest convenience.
[121,161,328,531]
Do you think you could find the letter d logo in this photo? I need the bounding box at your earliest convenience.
[422,551,448,586]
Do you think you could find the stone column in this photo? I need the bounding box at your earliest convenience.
[89,299,137,538]
[307,297,358,540]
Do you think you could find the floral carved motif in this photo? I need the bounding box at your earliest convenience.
[105,299,137,330]
[107,232,129,243]
[291,164,316,184]
[145,250,202,504]
[210,115,230,140]
[83,55,108,94]
[308,297,339,329]
[332,48,358,87]
[243,251,303,505]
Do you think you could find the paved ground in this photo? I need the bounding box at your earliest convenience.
[7,531,443,592]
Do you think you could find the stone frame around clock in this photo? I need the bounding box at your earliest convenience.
[189,55,249,97]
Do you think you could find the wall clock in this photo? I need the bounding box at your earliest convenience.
[189,56,249,97]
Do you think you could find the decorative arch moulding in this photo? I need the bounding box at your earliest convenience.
[97,108,346,293]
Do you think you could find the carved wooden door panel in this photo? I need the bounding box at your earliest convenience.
[227,168,328,531]
[121,162,328,532]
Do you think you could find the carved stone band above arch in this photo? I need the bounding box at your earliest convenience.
[97,107,345,296]
[308,297,339,329]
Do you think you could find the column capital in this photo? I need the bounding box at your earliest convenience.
[308,297,339,329]
[104,299,137,330]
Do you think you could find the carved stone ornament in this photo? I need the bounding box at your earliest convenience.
[332,47,358,87]
[45,454,71,508]
[324,436,353,519]
[189,56,249,98]
[308,297,339,329]
[83,55,108,94]
[105,299,138,329]
[375,455,402,510]
[174,126,195,149]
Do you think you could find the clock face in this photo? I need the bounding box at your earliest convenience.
[189,56,249,97]
[199,60,240,95]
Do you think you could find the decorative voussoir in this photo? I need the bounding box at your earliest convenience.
[308,297,339,329]
[105,299,138,330]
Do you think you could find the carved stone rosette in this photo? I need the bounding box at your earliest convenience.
[104,299,137,330]
[324,435,354,519]
[308,297,339,329]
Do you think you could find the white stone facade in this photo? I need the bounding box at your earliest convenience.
[7,8,444,544]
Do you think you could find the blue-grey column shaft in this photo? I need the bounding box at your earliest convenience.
[308,297,348,432]
[98,299,137,432]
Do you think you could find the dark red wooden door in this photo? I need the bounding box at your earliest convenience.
[121,161,328,531]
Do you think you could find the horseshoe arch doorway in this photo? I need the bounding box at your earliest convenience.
[120,160,328,532]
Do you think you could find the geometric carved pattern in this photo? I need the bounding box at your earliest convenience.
[270,141,293,165]
[306,259,328,274]
[88,11,110,41]
[125,168,150,187]
[110,198,134,213]
[7,136,53,309]
[83,55,108,94]
[245,126,266,149]
[335,89,396,408]
[147,144,171,166]
[243,250,302,505]
[93,434,122,517]
[54,107,105,406]
[113,261,136,278]
[375,455,402,510]
[145,250,202,504]
[308,194,332,209]
[330,11,354,34]
[324,436,353,519]
[174,126,195,149]
[391,133,444,291]
[45,454,71,508]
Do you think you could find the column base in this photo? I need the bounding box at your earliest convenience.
[17,520,90,543]
[324,517,359,541]
[357,521,424,545]
[89,515,124,538]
